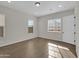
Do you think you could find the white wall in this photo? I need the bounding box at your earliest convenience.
[0,5,38,47]
[38,9,74,41]
[75,2,79,57]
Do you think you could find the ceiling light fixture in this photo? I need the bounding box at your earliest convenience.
[35,2,40,7]
[58,5,62,8]
[8,0,11,3]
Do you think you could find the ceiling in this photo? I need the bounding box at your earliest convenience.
[0,1,76,17]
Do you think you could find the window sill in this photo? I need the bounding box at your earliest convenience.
[48,31,61,33]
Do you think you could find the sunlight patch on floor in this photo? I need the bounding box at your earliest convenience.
[48,42,72,58]
[58,45,69,50]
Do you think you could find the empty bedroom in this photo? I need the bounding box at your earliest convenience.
[0,0,79,58]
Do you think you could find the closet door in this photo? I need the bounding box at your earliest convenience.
[62,15,75,44]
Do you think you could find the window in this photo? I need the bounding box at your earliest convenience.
[0,14,5,37]
[28,20,34,27]
[48,18,61,32]
[28,20,34,33]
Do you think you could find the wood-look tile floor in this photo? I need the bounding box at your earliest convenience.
[0,37,77,58]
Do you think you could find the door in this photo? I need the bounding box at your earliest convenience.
[62,15,75,44]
